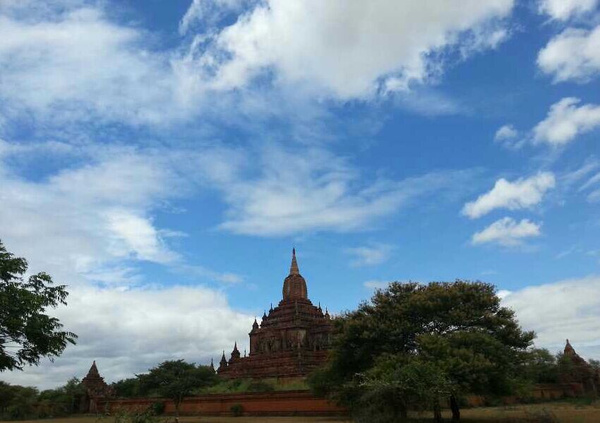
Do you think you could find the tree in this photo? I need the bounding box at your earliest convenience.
[38,377,86,417]
[0,239,77,371]
[138,360,218,420]
[2,384,39,420]
[522,348,559,384]
[112,377,143,398]
[309,281,535,422]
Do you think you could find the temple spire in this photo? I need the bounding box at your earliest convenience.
[86,361,101,379]
[290,248,300,275]
[565,339,576,355]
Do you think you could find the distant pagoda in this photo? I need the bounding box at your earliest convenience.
[81,361,114,412]
[218,249,333,379]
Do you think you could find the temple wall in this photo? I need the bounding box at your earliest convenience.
[99,390,346,416]
[99,383,586,417]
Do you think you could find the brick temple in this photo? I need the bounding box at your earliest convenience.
[81,361,114,412]
[218,249,333,379]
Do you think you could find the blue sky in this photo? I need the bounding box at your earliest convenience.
[1,0,599,388]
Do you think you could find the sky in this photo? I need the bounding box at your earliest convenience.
[1,0,599,389]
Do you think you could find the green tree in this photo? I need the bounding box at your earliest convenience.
[38,377,86,417]
[139,360,218,420]
[309,281,535,422]
[0,381,16,419]
[0,239,77,371]
[112,377,143,398]
[522,348,559,384]
[3,384,39,420]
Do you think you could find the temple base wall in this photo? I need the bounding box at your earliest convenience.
[99,390,346,417]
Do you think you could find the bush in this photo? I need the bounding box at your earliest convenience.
[149,401,165,415]
[230,404,244,417]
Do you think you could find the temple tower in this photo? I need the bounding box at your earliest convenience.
[218,249,333,379]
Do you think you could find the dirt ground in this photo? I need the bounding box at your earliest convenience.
[5,401,600,423]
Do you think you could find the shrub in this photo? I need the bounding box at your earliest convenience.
[149,401,165,415]
[230,403,244,417]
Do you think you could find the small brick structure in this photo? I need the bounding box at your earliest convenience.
[81,361,114,413]
[99,390,346,416]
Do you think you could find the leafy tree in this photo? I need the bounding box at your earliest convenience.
[309,281,535,422]
[0,239,77,371]
[522,348,559,384]
[37,377,86,417]
[138,360,218,419]
[0,381,16,418]
[112,377,143,398]
[3,384,39,420]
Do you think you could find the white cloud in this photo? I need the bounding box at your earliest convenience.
[462,172,555,219]
[533,98,600,146]
[588,188,600,202]
[538,26,600,83]
[494,124,519,141]
[0,150,178,280]
[0,142,237,286]
[105,210,178,264]
[180,0,247,35]
[0,4,190,127]
[0,142,252,388]
[364,280,391,290]
[472,217,542,246]
[192,0,514,99]
[503,275,600,360]
[346,244,394,267]
[538,0,599,20]
[199,145,476,236]
[496,289,512,299]
[1,284,253,389]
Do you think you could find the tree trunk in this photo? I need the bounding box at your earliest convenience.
[433,400,442,423]
[450,395,460,421]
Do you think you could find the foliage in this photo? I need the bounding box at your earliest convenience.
[356,355,454,422]
[138,360,218,416]
[37,377,86,417]
[149,401,165,416]
[0,384,38,420]
[309,280,535,422]
[247,380,275,392]
[230,403,244,417]
[522,349,559,384]
[0,378,86,421]
[112,378,143,398]
[0,239,77,371]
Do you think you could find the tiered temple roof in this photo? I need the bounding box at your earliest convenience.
[218,249,333,379]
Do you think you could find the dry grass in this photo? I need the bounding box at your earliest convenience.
[4,401,600,423]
